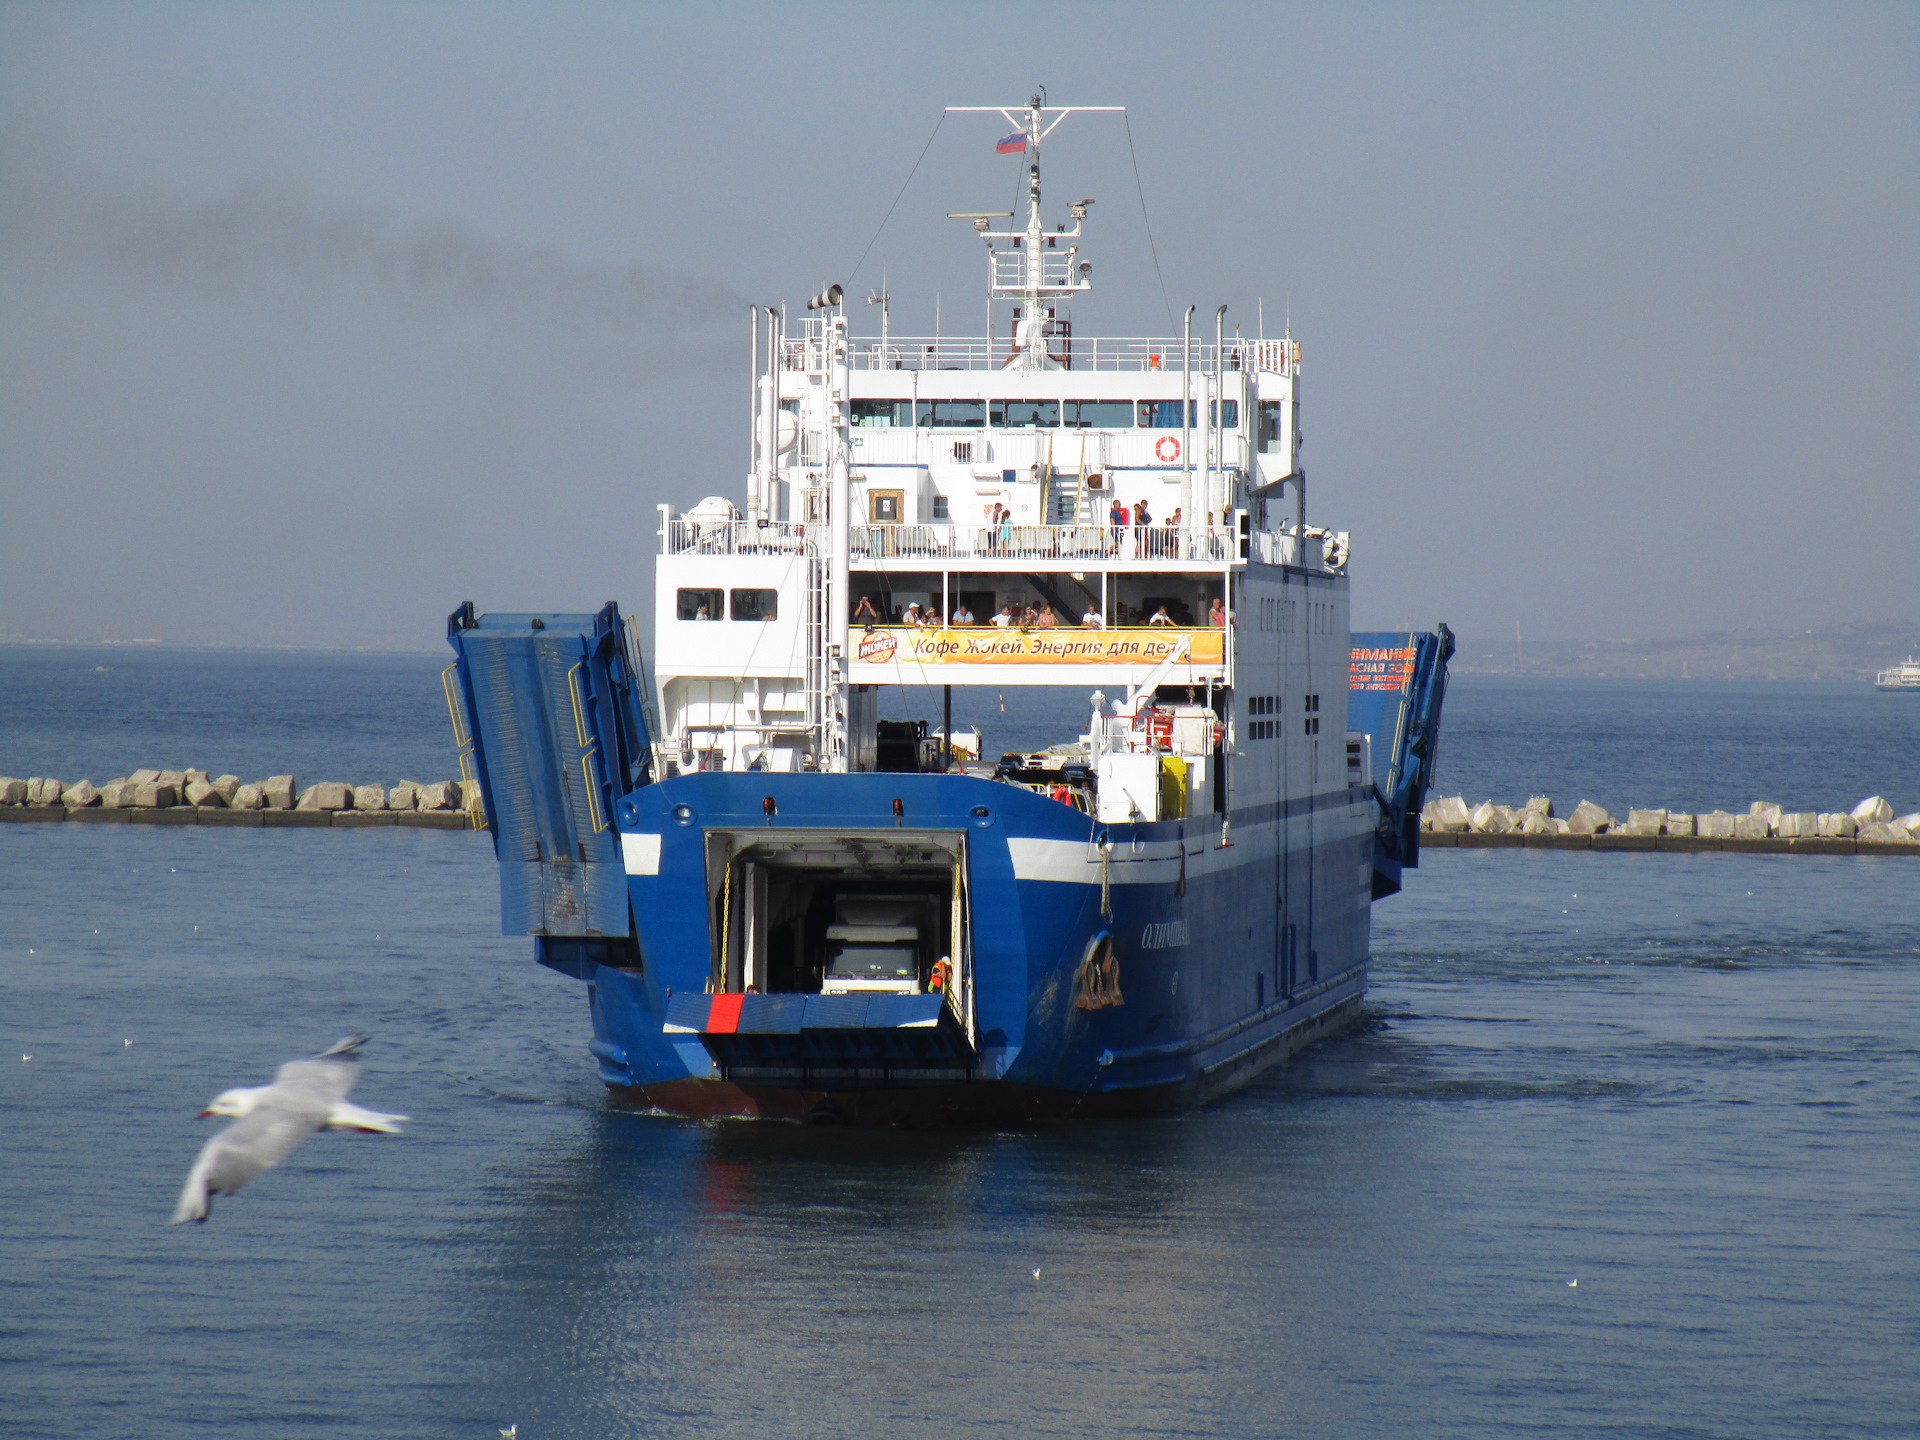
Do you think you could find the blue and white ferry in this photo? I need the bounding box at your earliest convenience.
[446,97,1452,1123]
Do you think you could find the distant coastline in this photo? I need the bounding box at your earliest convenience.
[1448,619,1916,682]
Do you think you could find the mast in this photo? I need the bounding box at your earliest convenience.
[947,97,1119,372]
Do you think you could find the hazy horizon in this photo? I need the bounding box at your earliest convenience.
[3,2,1913,651]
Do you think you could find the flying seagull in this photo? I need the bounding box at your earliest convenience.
[172,1036,406,1223]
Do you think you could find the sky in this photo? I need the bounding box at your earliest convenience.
[1,0,1913,651]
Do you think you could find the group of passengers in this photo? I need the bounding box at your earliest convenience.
[853,595,962,627]
[977,499,1203,559]
[850,594,1226,629]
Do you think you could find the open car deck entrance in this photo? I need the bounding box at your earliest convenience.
[674,828,978,1087]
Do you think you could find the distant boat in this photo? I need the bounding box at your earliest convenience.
[1875,657,1920,691]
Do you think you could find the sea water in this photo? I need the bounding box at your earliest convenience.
[1,649,1915,1438]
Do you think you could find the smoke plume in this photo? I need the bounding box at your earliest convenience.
[1,165,746,332]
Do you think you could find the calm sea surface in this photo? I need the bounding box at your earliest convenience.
[1,648,1916,1438]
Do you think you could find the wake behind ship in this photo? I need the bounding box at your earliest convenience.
[445,97,1453,1123]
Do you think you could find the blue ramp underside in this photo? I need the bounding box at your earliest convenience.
[1349,626,1454,898]
[447,601,652,937]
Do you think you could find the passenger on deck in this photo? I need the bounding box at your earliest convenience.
[1081,605,1103,628]
[904,603,923,626]
[952,601,975,625]
[991,605,1015,628]
[1209,597,1226,626]
[1035,604,1057,628]
[923,607,942,627]
[1148,605,1174,627]
[853,595,881,623]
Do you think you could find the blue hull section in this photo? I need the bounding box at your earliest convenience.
[572,771,1376,1119]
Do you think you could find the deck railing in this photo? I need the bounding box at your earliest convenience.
[783,336,1298,375]
[661,519,813,556]
[659,519,1315,567]
[849,523,1237,563]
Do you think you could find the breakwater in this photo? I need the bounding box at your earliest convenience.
[0,770,477,829]
[1421,794,1920,855]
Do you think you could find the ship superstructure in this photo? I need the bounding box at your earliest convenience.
[1875,657,1920,691]
[447,98,1452,1122]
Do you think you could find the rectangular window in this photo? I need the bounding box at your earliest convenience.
[1137,400,1193,428]
[1210,399,1240,428]
[729,589,777,621]
[931,494,950,521]
[1063,399,1135,428]
[1258,400,1282,452]
[676,588,723,621]
[917,399,986,428]
[851,399,912,427]
[989,399,1059,428]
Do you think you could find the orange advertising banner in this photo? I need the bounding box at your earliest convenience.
[854,626,1226,667]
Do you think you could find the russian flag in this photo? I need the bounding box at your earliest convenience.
[996,131,1027,155]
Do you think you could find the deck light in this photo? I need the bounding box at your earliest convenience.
[763,796,776,823]
[892,798,904,825]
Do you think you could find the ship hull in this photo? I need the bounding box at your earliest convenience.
[573,771,1376,1124]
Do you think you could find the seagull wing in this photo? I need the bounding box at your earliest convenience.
[170,1103,325,1223]
[325,1101,409,1134]
[274,1035,367,1107]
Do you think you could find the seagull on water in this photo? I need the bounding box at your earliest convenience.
[172,1036,407,1223]
[501,1427,518,1439]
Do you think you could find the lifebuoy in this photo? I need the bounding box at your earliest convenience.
[1154,435,1180,463]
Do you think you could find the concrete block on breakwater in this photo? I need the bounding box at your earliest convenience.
[1421,792,1920,856]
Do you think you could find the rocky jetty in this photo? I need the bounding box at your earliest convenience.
[0,770,482,829]
[1420,794,1920,854]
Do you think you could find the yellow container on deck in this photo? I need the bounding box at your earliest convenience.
[1158,755,1188,820]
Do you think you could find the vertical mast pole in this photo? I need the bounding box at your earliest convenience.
[827,305,852,771]
[1180,305,1193,540]
[762,308,780,522]
[1213,305,1228,524]
[748,306,762,524]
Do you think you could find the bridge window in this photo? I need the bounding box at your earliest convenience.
[1258,400,1282,452]
[1211,399,1240,428]
[730,589,778,621]
[1137,400,1195,428]
[990,399,1059,427]
[1064,400,1134,428]
[676,588,724,621]
[917,400,986,428]
[851,400,912,427]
